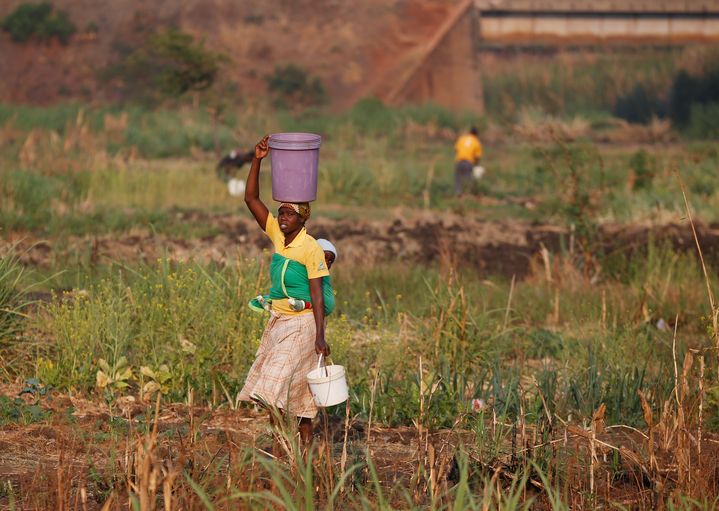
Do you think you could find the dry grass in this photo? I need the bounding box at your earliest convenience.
[1,367,718,511]
[513,110,591,143]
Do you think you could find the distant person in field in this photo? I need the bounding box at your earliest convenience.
[216,149,254,182]
[453,127,482,196]
[216,148,254,197]
[239,135,330,447]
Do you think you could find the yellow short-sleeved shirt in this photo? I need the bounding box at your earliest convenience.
[454,134,482,163]
[264,213,329,315]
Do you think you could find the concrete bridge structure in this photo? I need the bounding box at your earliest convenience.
[477,0,719,43]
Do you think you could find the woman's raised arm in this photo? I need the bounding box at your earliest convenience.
[244,135,270,230]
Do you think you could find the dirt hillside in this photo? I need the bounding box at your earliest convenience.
[0,0,456,105]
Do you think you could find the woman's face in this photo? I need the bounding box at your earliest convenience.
[278,206,304,234]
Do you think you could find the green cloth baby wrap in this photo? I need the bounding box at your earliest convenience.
[249,253,335,315]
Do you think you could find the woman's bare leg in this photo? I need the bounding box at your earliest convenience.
[299,417,312,445]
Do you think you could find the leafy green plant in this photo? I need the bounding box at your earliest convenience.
[96,356,133,393]
[42,259,266,399]
[1,2,75,44]
[688,102,719,139]
[0,395,48,425]
[629,149,655,190]
[19,377,50,400]
[267,64,327,108]
[533,142,604,277]
[140,364,171,398]
[105,28,227,102]
[34,7,74,43]
[614,84,665,124]
[1,2,52,42]
[669,68,719,128]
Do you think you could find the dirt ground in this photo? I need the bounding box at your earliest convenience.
[0,382,443,509]
[0,0,455,106]
[5,212,719,280]
[1,382,717,510]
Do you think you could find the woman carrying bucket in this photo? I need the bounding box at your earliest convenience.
[238,134,330,446]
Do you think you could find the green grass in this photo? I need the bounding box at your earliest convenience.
[481,47,687,119]
[0,248,32,354]
[2,97,719,233]
[0,246,712,509]
[0,101,717,427]
[2,242,708,431]
[2,137,719,238]
[1,101,718,507]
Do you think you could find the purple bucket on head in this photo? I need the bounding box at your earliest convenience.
[268,132,321,203]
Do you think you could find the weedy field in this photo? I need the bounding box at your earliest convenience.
[1,100,719,510]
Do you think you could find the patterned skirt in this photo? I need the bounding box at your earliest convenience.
[238,312,318,418]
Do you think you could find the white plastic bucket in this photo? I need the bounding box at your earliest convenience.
[472,165,485,180]
[227,178,246,197]
[306,355,348,407]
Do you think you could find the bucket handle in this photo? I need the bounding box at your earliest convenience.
[317,354,329,378]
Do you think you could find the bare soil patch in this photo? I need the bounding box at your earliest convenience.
[5,212,719,280]
[1,383,717,509]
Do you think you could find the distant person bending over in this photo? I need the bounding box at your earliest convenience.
[238,135,330,446]
[453,127,482,196]
[216,149,255,182]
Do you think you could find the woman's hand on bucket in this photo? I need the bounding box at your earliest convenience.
[255,135,269,160]
[315,336,330,357]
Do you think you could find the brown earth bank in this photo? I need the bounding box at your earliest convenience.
[0,0,455,106]
[4,212,719,279]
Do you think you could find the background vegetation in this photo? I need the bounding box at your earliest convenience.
[1,1,76,44]
[1,28,719,508]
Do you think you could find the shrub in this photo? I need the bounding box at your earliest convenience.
[1,2,52,42]
[688,102,719,139]
[1,2,76,44]
[243,14,264,25]
[149,29,226,96]
[669,68,719,128]
[35,8,74,43]
[105,28,227,102]
[266,64,327,108]
[614,84,665,124]
[669,70,699,127]
[629,149,655,190]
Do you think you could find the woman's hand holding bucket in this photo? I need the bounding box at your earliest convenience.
[254,135,269,160]
[315,336,330,357]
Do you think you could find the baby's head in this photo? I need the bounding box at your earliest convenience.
[316,239,338,270]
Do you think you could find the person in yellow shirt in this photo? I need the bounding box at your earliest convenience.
[454,127,482,196]
[238,135,330,446]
